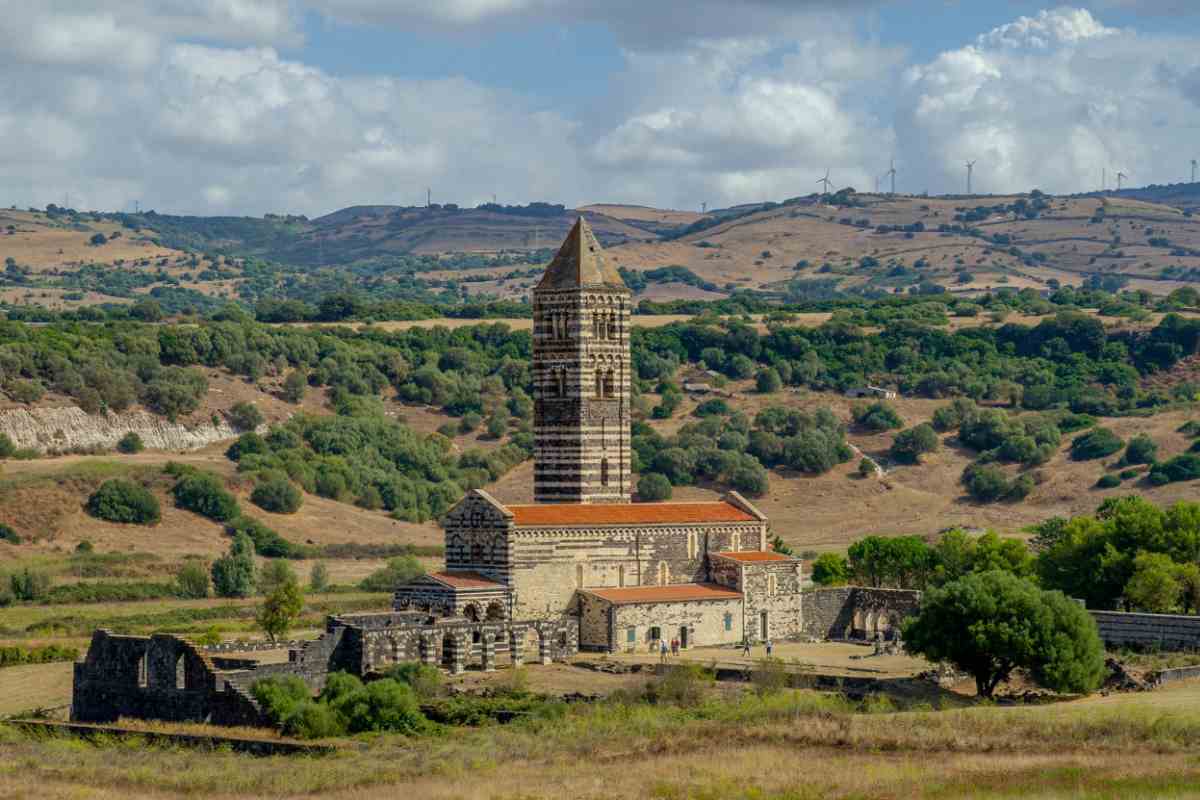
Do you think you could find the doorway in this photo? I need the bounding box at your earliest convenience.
[679,626,688,649]
[760,611,769,641]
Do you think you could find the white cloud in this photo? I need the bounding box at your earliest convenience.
[896,7,1200,195]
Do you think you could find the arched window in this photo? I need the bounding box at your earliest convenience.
[595,370,603,398]
[576,564,584,588]
[601,457,609,486]
[687,532,697,559]
[730,533,741,552]
[608,312,618,339]
[618,565,626,587]
[768,574,777,596]
[486,601,505,621]
[593,313,600,338]
[555,368,565,398]
[603,369,614,398]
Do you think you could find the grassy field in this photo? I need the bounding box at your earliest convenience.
[4,678,1200,798]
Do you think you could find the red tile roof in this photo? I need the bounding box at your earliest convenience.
[714,551,793,563]
[508,501,756,526]
[582,583,742,605]
[428,571,505,590]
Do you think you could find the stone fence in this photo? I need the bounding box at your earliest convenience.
[202,640,307,654]
[1090,610,1200,651]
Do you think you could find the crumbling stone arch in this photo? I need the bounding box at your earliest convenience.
[485,601,505,621]
[463,603,481,623]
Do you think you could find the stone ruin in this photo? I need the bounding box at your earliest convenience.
[72,610,577,726]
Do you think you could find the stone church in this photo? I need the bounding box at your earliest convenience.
[394,218,804,652]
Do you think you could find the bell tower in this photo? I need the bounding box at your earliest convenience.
[532,217,632,504]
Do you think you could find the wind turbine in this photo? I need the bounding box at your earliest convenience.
[965,160,977,195]
[817,169,833,197]
[1116,171,1128,192]
[887,159,897,195]
[1192,159,1197,184]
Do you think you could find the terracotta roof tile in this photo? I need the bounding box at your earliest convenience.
[582,583,742,605]
[428,571,505,590]
[508,501,756,526]
[714,551,793,563]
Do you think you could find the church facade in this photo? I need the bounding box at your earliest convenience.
[395,218,804,652]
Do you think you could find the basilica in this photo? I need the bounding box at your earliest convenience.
[394,217,804,651]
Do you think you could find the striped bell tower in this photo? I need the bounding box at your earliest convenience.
[532,217,632,504]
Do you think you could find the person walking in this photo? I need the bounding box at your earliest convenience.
[671,637,679,657]
[742,638,751,658]
[659,638,668,663]
[766,639,774,659]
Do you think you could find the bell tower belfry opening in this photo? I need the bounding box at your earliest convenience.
[532,217,632,504]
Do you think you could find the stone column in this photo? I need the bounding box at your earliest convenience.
[420,633,439,666]
[449,635,466,675]
[510,630,524,666]
[539,630,553,665]
[481,633,496,673]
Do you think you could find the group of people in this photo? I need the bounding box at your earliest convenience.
[657,637,685,661]
[743,638,773,659]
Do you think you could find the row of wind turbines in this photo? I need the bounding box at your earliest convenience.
[815,159,1200,200]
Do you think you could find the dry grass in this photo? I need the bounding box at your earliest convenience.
[5,680,1200,798]
[0,661,74,716]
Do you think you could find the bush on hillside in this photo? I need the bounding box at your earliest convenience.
[890,423,939,464]
[1071,428,1124,461]
[225,516,307,559]
[1149,454,1200,486]
[1096,474,1121,489]
[0,432,15,458]
[0,523,20,544]
[811,552,849,586]
[116,432,144,454]
[229,402,264,431]
[175,562,209,599]
[86,479,161,525]
[251,477,303,514]
[211,532,256,598]
[637,472,673,501]
[359,555,424,592]
[173,471,240,521]
[755,368,782,394]
[852,401,903,432]
[961,463,1032,503]
[1122,435,1158,466]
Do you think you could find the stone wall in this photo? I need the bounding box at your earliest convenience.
[800,587,922,641]
[442,491,514,584]
[0,406,247,454]
[509,521,766,618]
[610,598,743,652]
[1090,610,1200,650]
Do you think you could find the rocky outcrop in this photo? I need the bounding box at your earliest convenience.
[0,406,240,453]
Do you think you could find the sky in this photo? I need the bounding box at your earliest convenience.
[3,1,1200,217]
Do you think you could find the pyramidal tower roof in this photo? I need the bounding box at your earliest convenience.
[536,217,627,291]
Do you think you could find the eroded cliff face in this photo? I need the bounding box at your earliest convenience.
[0,406,239,453]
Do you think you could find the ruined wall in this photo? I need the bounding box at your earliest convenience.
[800,587,921,641]
[610,598,743,652]
[0,406,247,454]
[509,521,764,618]
[1090,610,1200,650]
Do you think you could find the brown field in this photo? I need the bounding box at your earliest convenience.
[578,203,705,227]
[0,210,181,271]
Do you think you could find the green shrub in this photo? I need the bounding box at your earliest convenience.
[1149,454,1200,486]
[173,471,240,521]
[1071,428,1124,461]
[1122,435,1158,465]
[226,432,267,461]
[86,479,161,525]
[225,516,307,559]
[637,472,673,501]
[383,662,443,700]
[693,398,730,417]
[0,524,20,544]
[755,368,782,394]
[890,423,939,464]
[0,432,14,458]
[852,401,903,432]
[1119,468,1141,480]
[1096,474,1121,489]
[0,643,79,668]
[176,562,210,599]
[229,402,264,431]
[211,532,256,598]
[359,555,424,592]
[811,552,849,586]
[961,463,1011,502]
[857,458,875,477]
[251,477,303,514]
[460,412,482,433]
[43,581,177,604]
[116,432,144,454]
[10,568,50,601]
[309,562,330,593]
